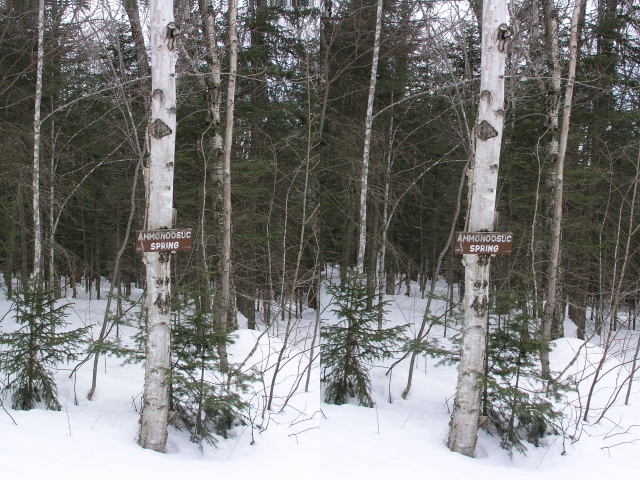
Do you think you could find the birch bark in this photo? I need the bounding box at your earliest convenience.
[541,0,583,379]
[219,0,239,351]
[195,0,230,367]
[139,0,177,453]
[377,118,394,327]
[32,0,45,282]
[48,122,57,296]
[356,0,383,273]
[123,0,151,102]
[448,0,509,457]
[537,0,564,345]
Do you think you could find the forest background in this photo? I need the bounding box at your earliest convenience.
[1,0,640,466]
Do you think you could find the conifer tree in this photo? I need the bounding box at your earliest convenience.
[0,280,87,410]
[321,271,405,407]
[171,288,253,446]
[484,291,563,453]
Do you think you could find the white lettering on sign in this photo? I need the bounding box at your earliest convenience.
[137,230,192,242]
[454,231,513,255]
[135,229,193,253]
[469,244,499,253]
[456,233,512,243]
[150,242,180,251]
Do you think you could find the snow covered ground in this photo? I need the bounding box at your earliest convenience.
[321,284,640,480]
[1,278,640,480]
[0,284,319,480]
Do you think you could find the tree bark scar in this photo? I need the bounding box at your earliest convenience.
[477,254,490,266]
[152,88,165,103]
[156,276,170,286]
[150,119,172,139]
[471,295,488,317]
[166,22,181,51]
[477,120,498,141]
[154,293,170,314]
[480,90,493,103]
[159,251,171,263]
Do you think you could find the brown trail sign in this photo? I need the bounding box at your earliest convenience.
[454,232,513,255]
[136,229,193,253]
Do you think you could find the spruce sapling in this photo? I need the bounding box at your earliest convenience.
[322,271,405,407]
[0,280,87,410]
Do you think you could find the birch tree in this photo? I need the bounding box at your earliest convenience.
[123,0,151,101]
[194,0,230,368]
[32,0,45,282]
[355,0,383,274]
[219,0,238,349]
[448,0,510,457]
[139,0,177,453]
[540,0,583,379]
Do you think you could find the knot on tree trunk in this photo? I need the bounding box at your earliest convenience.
[477,120,498,141]
[150,119,172,139]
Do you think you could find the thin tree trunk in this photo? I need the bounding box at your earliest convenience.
[449,0,509,457]
[18,186,29,281]
[139,0,177,453]
[356,0,383,273]
[32,0,45,282]
[218,0,238,367]
[318,0,332,142]
[539,0,562,336]
[123,0,151,101]
[377,117,394,327]
[305,273,321,393]
[4,210,16,294]
[48,120,57,297]
[198,0,222,134]
[541,0,584,379]
[196,0,228,366]
[625,332,640,405]
[541,0,561,135]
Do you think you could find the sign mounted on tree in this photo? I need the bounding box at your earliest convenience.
[135,229,192,253]
[454,232,513,255]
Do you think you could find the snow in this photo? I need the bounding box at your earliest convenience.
[1,278,640,479]
[321,279,640,480]
[0,283,319,480]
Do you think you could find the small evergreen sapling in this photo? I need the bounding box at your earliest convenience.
[0,280,87,410]
[321,272,405,407]
[170,290,254,446]
[484,291,565,453]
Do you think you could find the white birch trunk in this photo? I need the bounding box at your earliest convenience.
[219,0,238,347]
[377,118,394,327]
[449,0,509,457]
[538,0,562,346]
[542,0,561,134]
[139,0,177,453]
[541,0,583,378]
[32,0,45,282]
[123,0,151,103]
[49,122,57,296]
[356,0,383,274]
[196,0,228,367]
